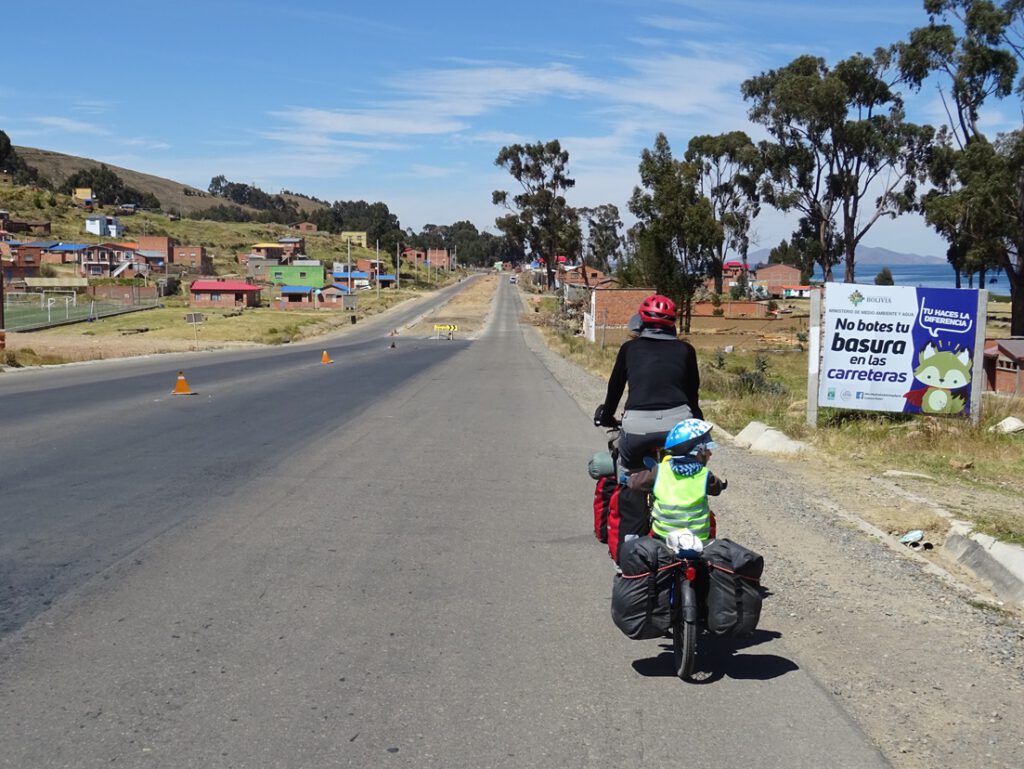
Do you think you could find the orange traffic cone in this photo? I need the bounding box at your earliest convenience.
[321,350,334,364]
[172,371,195,395]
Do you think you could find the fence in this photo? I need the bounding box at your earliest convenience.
[3,292,161,331]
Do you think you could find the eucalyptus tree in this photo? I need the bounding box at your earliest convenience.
[742,51,934,284]
[492,140,577,289]
[579,204,623,274]
[628,133,721,332]
[683,131,761,294]
[897,0,1024,333]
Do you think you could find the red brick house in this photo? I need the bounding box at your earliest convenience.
[402,248,427,267]
[561,265,607,286]
[1,241,42,279]
[983,338,1024,395]
[80,243,139,277]
[426,248,450,270]
[190,279,262,308]
[251,243,285,261]
[356,258,385,277]
[278,237,305,259]
[137,235,176,264]
[292,221,318,232]
[752,263,801,297]
[173,245,212,273]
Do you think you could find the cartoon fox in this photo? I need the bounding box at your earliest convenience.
[903,342,972,414]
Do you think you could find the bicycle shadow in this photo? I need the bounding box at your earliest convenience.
[631,628,797,683]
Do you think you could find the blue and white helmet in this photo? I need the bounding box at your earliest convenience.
[664,418,716,456]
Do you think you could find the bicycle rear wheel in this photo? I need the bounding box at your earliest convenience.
[672,576,697,680]
[673,614,696,679]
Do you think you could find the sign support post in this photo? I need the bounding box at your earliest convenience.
[969,289,989,426]
[806,287,822,428]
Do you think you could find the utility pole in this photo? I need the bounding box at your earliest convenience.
[396,242,401,290]
[376,239,380,300]
[346,238,352,293]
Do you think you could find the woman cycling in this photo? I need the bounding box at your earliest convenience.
[595,294,703,479]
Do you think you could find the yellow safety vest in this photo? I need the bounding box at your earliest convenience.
[651,459,711,540]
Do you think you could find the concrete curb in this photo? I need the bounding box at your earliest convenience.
[945,524,1024,608]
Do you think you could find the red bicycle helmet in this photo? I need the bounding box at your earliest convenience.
[638,294,677,327]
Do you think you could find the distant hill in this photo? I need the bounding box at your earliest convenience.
[749,244,944,266]
[13,146,326,219]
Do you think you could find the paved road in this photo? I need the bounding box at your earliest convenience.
[0,280,889,768]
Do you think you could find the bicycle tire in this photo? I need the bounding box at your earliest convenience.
[673,611,697,680]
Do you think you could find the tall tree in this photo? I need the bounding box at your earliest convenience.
[897,0,1024,333]
[579,204,623,273]
[492,140,576,289]
[628,133,720,332]
[742,51,934,283]
[768,237,817,284]
[684,131,761,293]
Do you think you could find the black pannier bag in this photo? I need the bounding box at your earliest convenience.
[702,538,764,637]
[611,537,681,640]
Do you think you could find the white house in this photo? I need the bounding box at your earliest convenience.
[84,215,124,238]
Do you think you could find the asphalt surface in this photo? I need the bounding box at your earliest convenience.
[0,280,890,768]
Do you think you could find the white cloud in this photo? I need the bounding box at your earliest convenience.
[120,137,171,151]
[34,117,109,135]
[638,15,727,34]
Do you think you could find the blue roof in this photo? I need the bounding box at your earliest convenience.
[330,283,352,293]
[332,270,370,279]
[13,240,59,249]
[378,274,396,280]
[279,285,313,294]
[50,243,90,252]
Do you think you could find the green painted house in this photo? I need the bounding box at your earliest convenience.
[267,261,325,287]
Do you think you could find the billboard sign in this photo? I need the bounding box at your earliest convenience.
[818,284,985,416]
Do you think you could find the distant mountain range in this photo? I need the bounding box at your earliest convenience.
[749,245,944,266]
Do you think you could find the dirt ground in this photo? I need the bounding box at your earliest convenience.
[400,274,498,338]
[2,331,245,362]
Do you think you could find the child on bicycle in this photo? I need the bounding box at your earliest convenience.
[626,418,726,546]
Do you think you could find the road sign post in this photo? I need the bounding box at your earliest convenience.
[184,312,204,350]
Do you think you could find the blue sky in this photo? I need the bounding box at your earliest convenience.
[4,1,1019,257]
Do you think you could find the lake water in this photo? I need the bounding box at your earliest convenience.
[809,262,1010,293]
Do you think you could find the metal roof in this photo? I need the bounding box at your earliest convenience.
[988,339,1024,361]
[279,285,313,294]
[13,240,59,249]
[190,280,260,291]
[333,270,369,278]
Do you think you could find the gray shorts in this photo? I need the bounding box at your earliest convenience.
[618,404,693,470]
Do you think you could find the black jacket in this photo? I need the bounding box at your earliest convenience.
[602,334,702,418]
